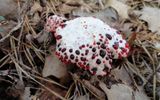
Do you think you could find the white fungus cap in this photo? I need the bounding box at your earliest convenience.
[46,15,129,76]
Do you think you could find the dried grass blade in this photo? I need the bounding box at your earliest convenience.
[24,46,35,67]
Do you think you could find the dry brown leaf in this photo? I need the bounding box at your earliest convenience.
[58,4,77,14]
[118,22,134,37]
[155,42,160,49]
[32,12,41,25]
[74,94,90,100]
[111,67,132,85]
[26,30,49,43]
[0,0,18,20]
[0,20,17,48]
[0,20,17,37]
[42,46,68,78]
[7,80,25,98]
[82,80,106,100]
[99,82,149,100]
[105,0,130,19]
[20,87,31,100]
[134,90,150,100]
[30,1,42,15]
[29,1,42,26]
[134,6,160,34]
[38,82,67,100]
[99,83,132,100]
[72,7,118,26]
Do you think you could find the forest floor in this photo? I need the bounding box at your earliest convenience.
[0,0,160,100]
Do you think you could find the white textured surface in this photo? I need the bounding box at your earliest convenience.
[46,16,129,75]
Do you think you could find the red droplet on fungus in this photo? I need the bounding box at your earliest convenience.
[56,35,62,40]
[81,53,84,56]
[119,40,122,43]
[91,55,96,59]
[125,43,129,48]
[60,23,66,28]
[106,34,112,40]
[113,43,119,50]
[118,53,122,59]
[81,45,85,48]
[121,48,127,52]
[61,48,66,52]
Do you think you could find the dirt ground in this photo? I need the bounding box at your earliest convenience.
[0,0,160,100]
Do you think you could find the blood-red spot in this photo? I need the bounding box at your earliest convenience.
[113,43,119,50]
[125,43,129,48]
[106,34,112,40]
[64,55,68,59]
[97,42,100,45]
[56,35,62,40]
[118,53,122,59]
[99,50,106,58]
[70,54,75,60]
[69,49,73,53]
[85,50,89,55]
[60,56,63,60]
[68,60,71,63]
[78,62,82,67]
[93,41,96,45]
[91,67,97,75]
[120,40,123,43]
[81,45,85,48]
[79,46,82,49]
[105,57,109,60]
[61,48,66,52]
[106,48,110,51]
[121,48,127,52]
[96,59,101,64]
[81,64,86,69]
[86,65,90,70]
[92,55,96,59]
[103,66,109,72]
[63,59,67,63]
[55,52,58,55]
[75,59,78,62]
[101,44,106,49]
[75,50,80,55]
[80,57,86,61]
[92,48,96,52]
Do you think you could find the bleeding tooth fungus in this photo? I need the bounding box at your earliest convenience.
[45,15,129,76]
